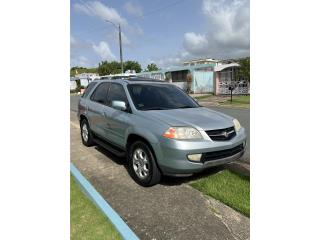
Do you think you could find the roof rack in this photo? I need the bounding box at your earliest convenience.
[98,76,166,82]
[99,74,137,80]
[126,77,165,82]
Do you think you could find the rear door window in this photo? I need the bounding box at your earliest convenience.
[90,82,110,104]
[82,82,97,98]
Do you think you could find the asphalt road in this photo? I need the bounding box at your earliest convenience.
[70,95,80,112]
[70,95,250,163]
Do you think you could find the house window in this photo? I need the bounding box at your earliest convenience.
[171,70,189,82]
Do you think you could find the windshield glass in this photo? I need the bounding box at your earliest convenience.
[127,83,199,110]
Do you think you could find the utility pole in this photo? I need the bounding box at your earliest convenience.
[118,24,123,74]
[105,20,124,74]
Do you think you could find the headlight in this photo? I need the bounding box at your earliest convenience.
[233,119,241,132]
[162,127,203,140]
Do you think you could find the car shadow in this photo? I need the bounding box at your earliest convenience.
[94,145,126,166]
[160,165,227,186]
[93,145,230,187]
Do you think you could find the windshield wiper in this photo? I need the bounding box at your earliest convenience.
[177,105,196,109]
[142,107,168,111]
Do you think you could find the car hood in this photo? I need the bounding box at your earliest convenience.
[140,107,234,131]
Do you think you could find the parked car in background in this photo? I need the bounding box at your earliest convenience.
[78,77,246,186]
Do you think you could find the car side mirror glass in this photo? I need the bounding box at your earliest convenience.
[112,100,127,111]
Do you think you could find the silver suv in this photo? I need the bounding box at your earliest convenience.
[78,78,246,186]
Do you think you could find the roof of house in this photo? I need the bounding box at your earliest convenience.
[214,63,240,72]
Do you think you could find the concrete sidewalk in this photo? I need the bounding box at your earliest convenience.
[70,112,249,240]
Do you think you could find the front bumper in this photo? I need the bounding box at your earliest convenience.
[152,128,247,176]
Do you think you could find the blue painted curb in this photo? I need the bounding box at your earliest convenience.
[71,163,139,240]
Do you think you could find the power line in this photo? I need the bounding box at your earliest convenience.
[72,0,106,37]
[72,0,190,38]
[72,25,106,38]
[138,0,188,18]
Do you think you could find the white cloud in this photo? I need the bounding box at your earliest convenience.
[152,52,191,69]
[79,56,89,66]
[70,35,91,49]
[183,0,249,59]
[121,32,132,46]
[74,3,92,16]
[73,0,144,58]
[92,41,116,60]
[130,23,144,36]
[123,2,143,17]
[106,30,132,48]
[74,1,127,25]
[183,33,209,55]
[71,56,90,67]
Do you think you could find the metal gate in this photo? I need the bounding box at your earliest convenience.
[218,70,250,95]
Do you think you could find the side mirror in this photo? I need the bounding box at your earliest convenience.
[112,100,127,111]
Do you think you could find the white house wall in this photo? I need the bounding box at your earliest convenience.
[70,80,77,90]
[80,78,89,87]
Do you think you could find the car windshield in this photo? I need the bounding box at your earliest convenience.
[127,83,200,111]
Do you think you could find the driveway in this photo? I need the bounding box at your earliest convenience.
[70,110,249,240]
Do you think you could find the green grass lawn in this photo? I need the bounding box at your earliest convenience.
[221,95,250,108]
[70,175,121,240]
[194,94,214,100]
[190,170,250,217]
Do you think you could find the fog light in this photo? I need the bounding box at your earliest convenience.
[187,154,202,161]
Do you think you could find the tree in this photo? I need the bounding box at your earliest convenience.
[97,60,142,75]
[98,61,122,75]
[236,57,250,82]
[70,66,98,77]
[108,61,122,74]
[146,63,160,72]
[124,60,142,73]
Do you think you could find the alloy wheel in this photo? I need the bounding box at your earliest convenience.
[132,148,150,179]
[82,123,89,142]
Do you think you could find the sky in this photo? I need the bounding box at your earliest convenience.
[71,0,250,69]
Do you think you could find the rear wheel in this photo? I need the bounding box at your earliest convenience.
[80,119,94,147]
[128,141,161,187]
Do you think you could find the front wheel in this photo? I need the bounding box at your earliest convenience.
[128,141,161,187]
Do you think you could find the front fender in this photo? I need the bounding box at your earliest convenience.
[125,126,160,144]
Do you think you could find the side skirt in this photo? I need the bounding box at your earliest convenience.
[92,132,126,158]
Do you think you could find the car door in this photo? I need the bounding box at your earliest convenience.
[104,83,131,148]
[87,82,110,138]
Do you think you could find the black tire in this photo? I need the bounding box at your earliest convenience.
[80,119,94,147]
[128,141,161,187]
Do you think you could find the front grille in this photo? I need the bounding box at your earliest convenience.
[206,127,236,141]
[202,144,244,162]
